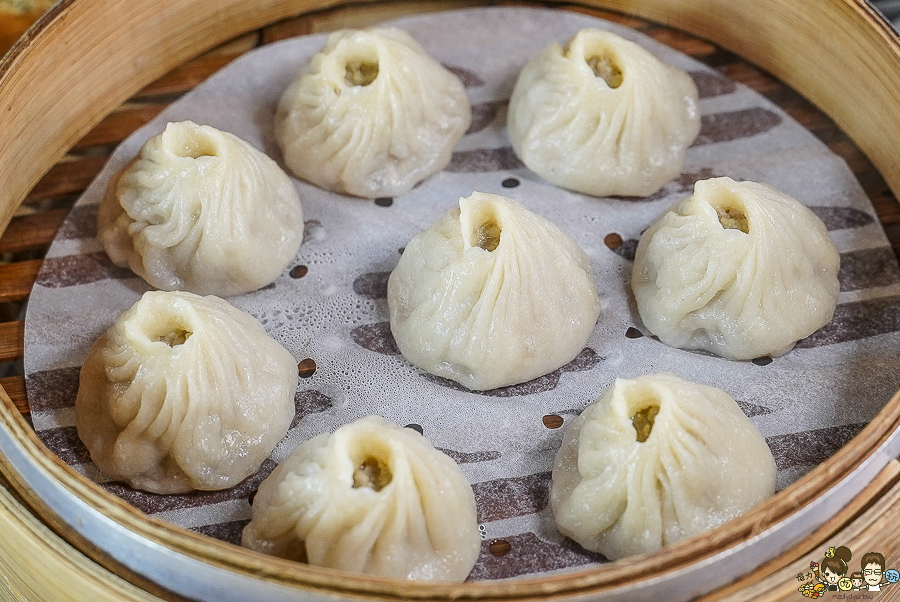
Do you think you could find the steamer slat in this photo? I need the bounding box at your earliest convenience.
[133,32,261,100]
[134,54,246,100]
[871,190,900,226]
[262,0,488,40]
[0,260,41,303]
[643,24,717,57]
[25,156,106,205]
[551,4,650,28]
[73,104,168,150]
[0,209,66,254]
[0,376,27,415]
[0,321,23,364]
[718,62,780,95]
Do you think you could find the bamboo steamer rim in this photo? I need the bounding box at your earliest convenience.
[0,0,899,599]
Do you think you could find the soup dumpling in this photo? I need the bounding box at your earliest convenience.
[98,121,305,297]
[75,291,298,494]
[631,177,840,360]
[275,27,471,198]
[551,371,776,560]
[507,28,700,197]
[241,416,480,582]
[388,191,600,390]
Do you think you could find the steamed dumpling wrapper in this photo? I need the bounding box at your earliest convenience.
[387,192,601,391]
[631,177,840,360]
[76,291,298,494]
[98,121,305,297]
[241,416,480,582]
[507,28,700,197]
[551,371,776,560]
[275,27,471,198]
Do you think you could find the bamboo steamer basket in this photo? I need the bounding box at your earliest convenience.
[0,0,900,601]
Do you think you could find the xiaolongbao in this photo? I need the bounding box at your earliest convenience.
[98,120,304,297]
[241,416,480,582]
[507,28,700,197]
[275,27,471,198]
[387,191,600,391]
[551,371,776,560]
[75,291,298,494]
[631,177,840,360]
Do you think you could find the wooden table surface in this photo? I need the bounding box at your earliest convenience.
[0,2,899,601]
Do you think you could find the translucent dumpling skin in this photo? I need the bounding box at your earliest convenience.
[387,192,601,391]
[75,291,298,494]
[507,29,700,197]
[275,27,471,198]
[241,416,480,582]
[551,372,776,560]
[98,121,305,297]
[631,177,841,360]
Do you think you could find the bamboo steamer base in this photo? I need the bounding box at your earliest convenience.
[1,1,900,601]
[0,476,164,602]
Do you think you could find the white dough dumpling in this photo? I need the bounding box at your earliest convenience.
[387,191,600,391]
[275,27,471,198]
[98,120,305,297]
[241,416,481,582]
[507,28,700,197]
[632,177,841,360]
[76,291,298,494]
[552,371,776,560]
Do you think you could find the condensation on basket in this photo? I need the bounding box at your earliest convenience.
[22,6,900,581]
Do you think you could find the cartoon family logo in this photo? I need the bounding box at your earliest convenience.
[797,546,899,598]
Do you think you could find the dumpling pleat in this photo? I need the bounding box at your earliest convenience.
[98,121,304,296]
[551,372,776,559]
[275,28,470,198]
[633,177,840,359]
[388,193,600,390]
[75,291,297,493]
[507,29,700,197]
[242,416,480,581]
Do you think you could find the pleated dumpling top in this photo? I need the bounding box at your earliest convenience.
[99,121,304,297]
[507,28,700,197]
[388,192,600,391]
[275,27,471,198]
